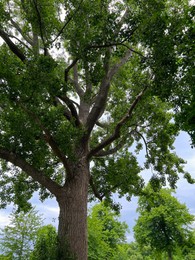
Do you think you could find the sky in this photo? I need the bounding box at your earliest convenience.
[0,131,194,243]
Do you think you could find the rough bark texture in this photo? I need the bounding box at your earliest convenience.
[57,159,89,260]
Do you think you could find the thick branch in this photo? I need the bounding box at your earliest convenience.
[86,49,132,134]
[73,64,84,97]
[0,148,62,197]
[54,97,72,121]
[134,129,149,158]
[88,86,148,158]
[92,140,126,157]
[95,121,108,128]
[0,29,26,61]
[32,0,48,55]
[89,176,103,201]
[19,104,72,175]
[65,58,79,82]
[57,95,80,126]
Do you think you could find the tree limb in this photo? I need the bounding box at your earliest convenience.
[32,0,48,55]
[10,18,33,45]
[54,97,72,121]
[86,49,132,134]
[65,58,79,82]
[57,95,80,126]
[95,121,108,128]
[91,139,126,157]
[88,86,148,158]
[0,29,26,62]
[50,0,84,44]
[19,104,72,175]
[134,129,149,158]
[73,63,84,97]
[89,176,103,201]
[7,33,32,51]
[0,148,62,197]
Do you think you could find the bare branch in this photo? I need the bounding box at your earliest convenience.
[88,86,148,159]
[0,148,62,197]
[0,29,26,62]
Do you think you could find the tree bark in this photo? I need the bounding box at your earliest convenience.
[57,159,89,260]
[167,249,173,260]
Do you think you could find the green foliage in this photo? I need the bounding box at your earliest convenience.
[30,225,58,260]
[0,0,193,209]
[0,207,43,260]
[134,186,195,259]
[0,255,12,260]
[88,202,129,260]
[0,1,194,257]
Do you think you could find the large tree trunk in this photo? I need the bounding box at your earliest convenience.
[56,159,89,260]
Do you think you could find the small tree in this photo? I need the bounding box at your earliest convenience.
[0,207,43,260]
[134,187,195,260]
[31,203,130,260]
[88,202,128,260]
[30,225,58,260]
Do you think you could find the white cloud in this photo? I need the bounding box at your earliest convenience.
[0,213,10,228]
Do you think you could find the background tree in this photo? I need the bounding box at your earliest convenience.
[88,202,129,260]
[30,225,58,260]
[134,186,195,260]
[0,0,194,258]
[0,207,43,260]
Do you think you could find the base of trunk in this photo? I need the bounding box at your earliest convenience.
[57,164,89,260]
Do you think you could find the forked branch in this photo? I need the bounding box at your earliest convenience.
[88,86,148,158]
[57,95,80,126]
[86,49,132,134]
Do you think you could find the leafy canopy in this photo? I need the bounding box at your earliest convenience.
[134,186,195,259]
[0,0,194,210]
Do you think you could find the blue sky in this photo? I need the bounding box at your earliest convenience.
[0,131,194,243]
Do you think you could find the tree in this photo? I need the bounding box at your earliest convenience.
[172,3,195,146]
[0,0,194,259]
[88,202,128,260]
[30,225,58,260]
[0,207,43,260]
[134,187,195,260]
